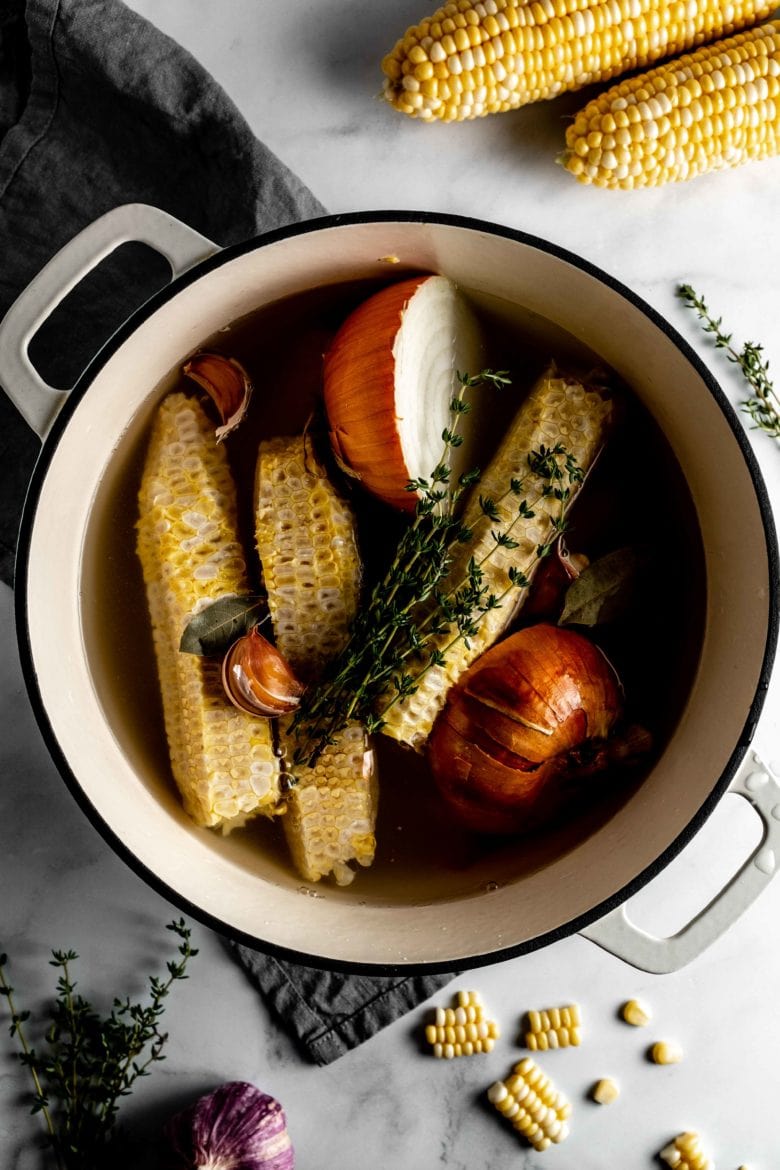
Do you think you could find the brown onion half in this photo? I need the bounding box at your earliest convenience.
[428,623,624,835]
[323,275,483,511]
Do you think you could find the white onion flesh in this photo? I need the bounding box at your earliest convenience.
[393,276,484,491]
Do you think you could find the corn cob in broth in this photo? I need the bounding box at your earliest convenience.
[379,368,615,750]
[255,435,377,885]
[381,0,775,123]
[564,21,780,188]
[136,392,281,830]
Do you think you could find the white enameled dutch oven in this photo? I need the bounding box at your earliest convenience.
[1,205,778,974]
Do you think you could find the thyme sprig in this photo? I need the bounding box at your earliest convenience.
[678,284,780,441]
[290,371,582,766]
[0,919,197,1170]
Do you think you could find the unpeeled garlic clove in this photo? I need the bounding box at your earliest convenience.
[183,352,253,441]
[222,627,304,717]
[523,536,588,620]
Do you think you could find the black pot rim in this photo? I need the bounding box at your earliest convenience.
[13,209,780,975]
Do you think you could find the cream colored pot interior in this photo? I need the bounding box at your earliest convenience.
[25,220,771,966]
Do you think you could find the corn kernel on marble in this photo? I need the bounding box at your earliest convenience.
[621,998,652,1027]
[659,1130,713,1170]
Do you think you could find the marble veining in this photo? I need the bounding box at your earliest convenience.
[0,1,779,1166]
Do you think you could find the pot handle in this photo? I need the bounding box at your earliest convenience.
[581,749,780,973]
[0,203,218,440]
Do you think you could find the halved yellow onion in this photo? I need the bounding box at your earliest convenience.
[323,275,484,510]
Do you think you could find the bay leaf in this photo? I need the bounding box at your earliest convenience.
[179,594,269,656]
[558,546,648,628]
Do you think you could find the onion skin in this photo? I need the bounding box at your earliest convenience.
[428,624,624,835]
[165,1080,294,1170]
[323,276,427,512]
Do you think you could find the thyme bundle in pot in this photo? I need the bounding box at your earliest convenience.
[290,364,615,766]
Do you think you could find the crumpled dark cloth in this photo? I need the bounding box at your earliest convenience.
[233,945,457,1066]
[0,0,452,1062]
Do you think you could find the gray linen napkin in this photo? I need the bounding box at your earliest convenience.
[0,0,452,1062]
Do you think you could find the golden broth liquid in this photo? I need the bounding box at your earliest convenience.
[82,279,706,904]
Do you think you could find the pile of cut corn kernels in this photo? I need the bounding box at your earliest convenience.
[420,989,742,1166]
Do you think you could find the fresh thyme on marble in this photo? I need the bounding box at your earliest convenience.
[290,370,583,767]
[678,284,780,441]
[0,919,197,1170]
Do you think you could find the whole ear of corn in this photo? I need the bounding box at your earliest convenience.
[378,368,615,751]
[381,0,775,122]
[255,435,377,885]
[136,392,281,830]
[564,21,780,188]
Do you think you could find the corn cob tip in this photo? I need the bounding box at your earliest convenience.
[564,20,780,189]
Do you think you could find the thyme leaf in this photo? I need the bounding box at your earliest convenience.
[678,283,780,441]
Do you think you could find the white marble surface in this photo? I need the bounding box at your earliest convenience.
[2,1,780,1167]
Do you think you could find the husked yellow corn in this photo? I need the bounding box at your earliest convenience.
[488,1056,571,1151]
[525,1003,582,1050]
[659,1131,713,1169]
[136,392,281,830]
[564,21,780,188]
[379,368,614,750]
[255,436,377,885]
[382,0,774,122]
[425,990,500,1057]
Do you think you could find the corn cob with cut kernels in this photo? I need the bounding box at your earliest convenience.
[379,367,615,751]
[488,1056,572,1151]
[136,392,281,830]
[382,0,775,123]
[564,21,780,188]
[255,435,377,885]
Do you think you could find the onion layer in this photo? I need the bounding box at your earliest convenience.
[428,624,624,835]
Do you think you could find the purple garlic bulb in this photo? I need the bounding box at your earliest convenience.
[165,1081,294,1170]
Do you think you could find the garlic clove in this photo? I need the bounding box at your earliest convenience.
[183,351,253,441]
[523,536,588,621]
[222,627,305,718]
